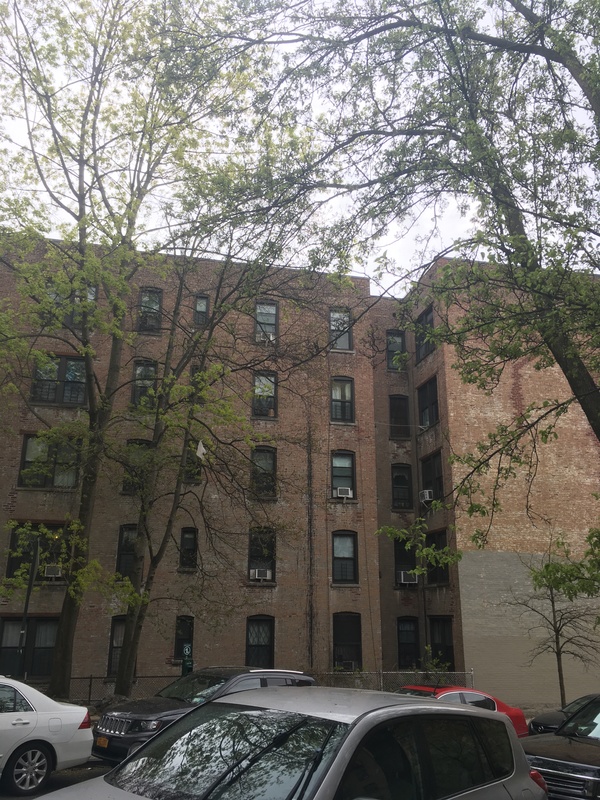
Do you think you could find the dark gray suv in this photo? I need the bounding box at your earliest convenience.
[92,666,315,763]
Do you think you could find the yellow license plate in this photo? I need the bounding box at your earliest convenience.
[96,736,109,748]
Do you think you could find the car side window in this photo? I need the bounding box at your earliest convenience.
[230,677,262,692]
[463,692,496,711]
[0,685,33,713]
[420,716,496,798]
[439,691,464,704]
[335,720,423,800]
[265,677,290,687]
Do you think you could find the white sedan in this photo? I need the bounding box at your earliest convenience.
[0,675,92,796]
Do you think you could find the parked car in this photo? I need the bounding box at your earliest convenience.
[397,683,529,737]
[44,685,548,800]
[528,693,600,735]
[92,666,315,764]
[0,675,92,797]
[524,693,600,800]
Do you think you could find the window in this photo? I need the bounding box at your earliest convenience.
[179,527,197,569]
[108,616,125,676]
[138,287,162,332]
[389,395,410,439]
[255,301,277,341]
[387,329,406,369]
[18,435,78,489]
[421,450,444,501]
[248,528,275,581]
[0,618,57,678]
[31,356,86,405]
[418,376,439,429]
[117,524,138,581]
[182,440,203,484]
[426,530,449,585]
[329,308,352,350]
[194,295,209,327]
[415,305,435,362]
[333,612,362,670]
[174,615,194,660]
[6,523,66,580]
[391,464,413,509]
[63,285,98,328]
[397,617,420,668]
[132,360,157,407]
[429,616,455,670]
[332,531,357,583]
[394,539,417,586]
[331,450,356,498]
[331,377,354,422]
[251,447,277,497]
[246,615,274,667]
[122,439,153,495]
[252,372,277,417]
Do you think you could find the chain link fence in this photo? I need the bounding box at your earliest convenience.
[70,669,474,707]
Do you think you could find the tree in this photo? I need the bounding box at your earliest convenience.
[0,0,383,696]
[509,543,600,706]
[0,0,342,696]
[209,0,600,474]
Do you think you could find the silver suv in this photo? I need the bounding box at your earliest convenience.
[59,686,546,800]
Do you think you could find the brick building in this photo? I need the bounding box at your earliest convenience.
[0,248,598,707]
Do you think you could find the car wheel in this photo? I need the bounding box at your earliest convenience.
[1,742,53,796]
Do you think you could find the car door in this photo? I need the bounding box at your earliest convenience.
[333,713,519,800]
[0,683,38,764]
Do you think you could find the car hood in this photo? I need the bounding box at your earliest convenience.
[101,696,195,719]
[43,774,136,799]
[524,733,600,774]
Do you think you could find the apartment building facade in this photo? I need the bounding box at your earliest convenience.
[0,248,597,706]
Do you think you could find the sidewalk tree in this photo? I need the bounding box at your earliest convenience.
[509,540,600,706]
[209,0,600,471]
[0,0,344,696]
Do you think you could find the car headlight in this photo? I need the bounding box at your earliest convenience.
[128,719,163,733]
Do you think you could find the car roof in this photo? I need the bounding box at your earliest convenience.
[191,666,310,677]
[403,684,466,692]
[211,685,497,724]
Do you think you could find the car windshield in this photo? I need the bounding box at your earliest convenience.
[157,673,230,703]
[562,695,595,715]
[105,702,347,800]
[559,698,600,739]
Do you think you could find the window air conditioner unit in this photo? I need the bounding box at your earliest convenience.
[44,565,62,578]
[250,569,273,581]
[397,570,418,585]
[336,487,353,499]
[257,331,275,342]
[419,489,434,503]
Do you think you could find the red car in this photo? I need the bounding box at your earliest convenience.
[398,684,529,738]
